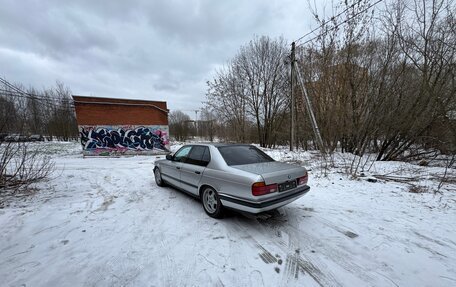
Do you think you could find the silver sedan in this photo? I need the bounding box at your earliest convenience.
[154,143,310,218]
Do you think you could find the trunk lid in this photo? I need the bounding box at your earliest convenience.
[232,161,306,185]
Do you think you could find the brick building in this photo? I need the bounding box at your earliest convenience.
[72,95,169,156]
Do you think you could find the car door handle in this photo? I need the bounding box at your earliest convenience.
[194,171,201,174]
[176,166,181,170]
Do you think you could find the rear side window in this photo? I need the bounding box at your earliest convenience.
[218,145,274,166]
[201,148,210,165]
[187,146,211,166]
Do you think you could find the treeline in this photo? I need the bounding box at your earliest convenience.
[169,35,291,147]
[296,0,456,160]
[0,81,78,141]
[206,36,290,148]
[198,0,455,160]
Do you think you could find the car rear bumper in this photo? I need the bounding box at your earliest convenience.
[219,185,310,214]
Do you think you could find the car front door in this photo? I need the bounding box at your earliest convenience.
[180,146,210,195]
[160,145,192,188]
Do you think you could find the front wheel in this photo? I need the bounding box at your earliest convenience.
[154,167,165,187]
[202,187,224,218]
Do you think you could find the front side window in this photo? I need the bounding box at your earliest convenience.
[218,145,274,166]
[174,146,192,162]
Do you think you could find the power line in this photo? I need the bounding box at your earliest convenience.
[0,77,75,110]
[0,89,75,110]
[0,77,68,103]
[289,0,383,152]
[294,0,384,48]
[0,77,46,102]
[0,89,74,110]
[0,88,74,105]
[294,2,358,44]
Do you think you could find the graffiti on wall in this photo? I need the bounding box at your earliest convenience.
[79,125,169,156]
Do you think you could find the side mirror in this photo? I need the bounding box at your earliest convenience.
[166,154,173,161]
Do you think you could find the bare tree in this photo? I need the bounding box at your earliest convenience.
[375,0,456,160]
[199,107,217,142]
[0,141,55,201]
[0,79,78,140]
[207,36,290,147]
[169,110,191,141]
[46,82,78,140]
[25,88,45,135]
[0,96,18,134]
[206,64,248,143]
[297,0,455,161]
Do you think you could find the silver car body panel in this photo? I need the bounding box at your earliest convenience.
[154,143,309,214]
[180,162,206,194]
[219,184,309,213]
[160,160,182,188]
[232,161,305,185]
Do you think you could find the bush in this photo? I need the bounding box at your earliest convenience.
[0,142,54,199]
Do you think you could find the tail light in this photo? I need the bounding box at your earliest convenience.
[252,182,278,196]
[297,172,308,186]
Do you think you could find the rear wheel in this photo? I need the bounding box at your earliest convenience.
[154,167,165,187]
[202,187,224,218]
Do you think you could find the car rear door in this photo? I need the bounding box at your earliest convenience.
[180,146,210,195]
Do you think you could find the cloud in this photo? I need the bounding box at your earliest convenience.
[0,0,317,113]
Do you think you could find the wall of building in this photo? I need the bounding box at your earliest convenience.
[73,96,169,156]
[79,125,169,156]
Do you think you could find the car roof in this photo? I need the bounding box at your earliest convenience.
[183,143,252,148]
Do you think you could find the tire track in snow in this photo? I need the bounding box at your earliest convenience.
[225,226,256,286]
[226,217,342,287]
[283,250,337,287]
[255,211,342,286]
[159,239,175,286]
[413,230,456,248]
[313,216,359,239]
[265,208,397,286]
[83,256,141,287]
[32,220,71,235]
[277,229,342,287]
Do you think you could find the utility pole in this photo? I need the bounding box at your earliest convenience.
[294,61,326,154]
[290,42,296,152]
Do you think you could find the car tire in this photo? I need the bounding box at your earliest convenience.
[154,167,166,187]
[201,187,224,218]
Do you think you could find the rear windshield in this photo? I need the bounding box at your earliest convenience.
[218,145,274,166]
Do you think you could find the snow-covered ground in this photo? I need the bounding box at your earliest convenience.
[1,142,455,287]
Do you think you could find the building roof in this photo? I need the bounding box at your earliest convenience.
[72,95,168,114]
[72,95,169,126]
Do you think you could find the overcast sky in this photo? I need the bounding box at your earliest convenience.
[0,0,326,117]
